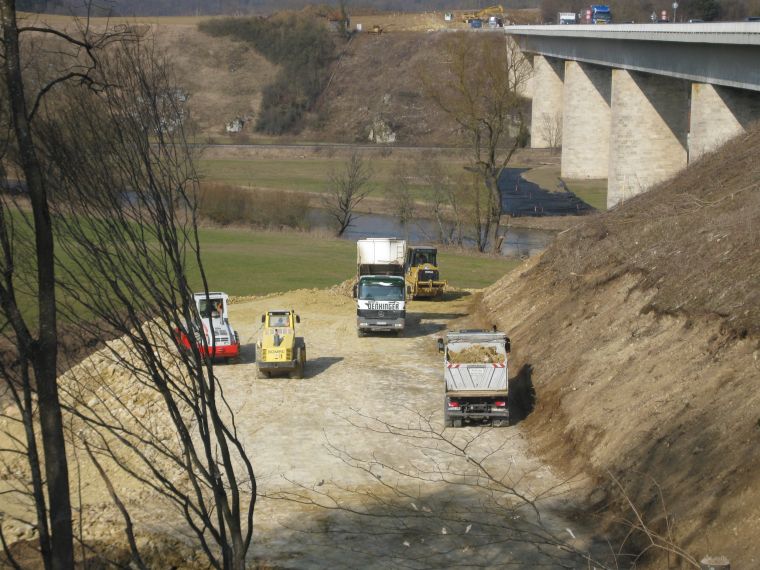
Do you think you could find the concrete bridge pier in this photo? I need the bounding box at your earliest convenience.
[689,83,760,161]
[530,55,564,149]
[608,70,690,208]
[561,61,611,179]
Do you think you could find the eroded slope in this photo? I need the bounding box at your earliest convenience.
[483,125,760,566]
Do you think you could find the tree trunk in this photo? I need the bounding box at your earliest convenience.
[0,2,73,568]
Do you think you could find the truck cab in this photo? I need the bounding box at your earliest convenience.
[355,238,407,336]
[177,292,240,362]
[355,275,406,336]
[587,4,612,24]
[256,309,306,378]
[405,246,446,299]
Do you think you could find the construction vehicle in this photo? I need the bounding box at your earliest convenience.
[438,330,511,427]
[176,292,240,363]
[405,245,446,299]
[256,309,306,378]
[557,11,578,24]
[354,238,406,336]
[462,5,504,23]
[368,24,383,34]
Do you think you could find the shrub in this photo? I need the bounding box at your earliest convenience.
[198,182,311,230]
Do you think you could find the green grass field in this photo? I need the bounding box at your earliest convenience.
[564,179,608,210]
[518,164,608,211]
[4,208,521,325]
[190,227,520,295]
[197,156,467,201]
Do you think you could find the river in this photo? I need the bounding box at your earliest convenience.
[308,209,556,258]
[309,168,591,257]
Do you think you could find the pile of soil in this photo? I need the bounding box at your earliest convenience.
[482,124,760,568]
[448,346,504,364]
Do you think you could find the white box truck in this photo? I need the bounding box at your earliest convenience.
[354,238,407,336]
[557,11,578,24]
[438,330,511,427]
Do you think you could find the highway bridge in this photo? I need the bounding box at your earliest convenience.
[506,23,760,207]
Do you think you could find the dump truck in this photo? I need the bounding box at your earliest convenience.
[438,330,511,427]
[176,292,240,362]
[405,245,446,299]
[354,238,407,336]
[256,309,306,378]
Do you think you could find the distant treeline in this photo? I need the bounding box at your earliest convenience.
[19,1,541,17]
[540,0,760,22]
[199,14,338,134]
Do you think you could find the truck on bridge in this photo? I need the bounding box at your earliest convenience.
[583,5,612,24]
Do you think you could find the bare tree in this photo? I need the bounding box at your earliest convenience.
[0,3,113,566]
[422,34,532,252]
[0,9,255,569]
[538,111,563,154]
[417,159,465,246]
[322,151,373,237]
[388,162,416,241]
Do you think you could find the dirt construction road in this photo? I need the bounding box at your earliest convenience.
[220,287,603,568]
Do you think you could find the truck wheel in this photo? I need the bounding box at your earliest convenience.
[256,367,268,379]
[492,419,508,428]
[453,419,463,428]
[357,329,365,338]
[396,330,404,338]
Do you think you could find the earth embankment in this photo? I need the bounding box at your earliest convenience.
[482,125,760,567]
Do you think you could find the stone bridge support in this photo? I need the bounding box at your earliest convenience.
[530,55,564,149]
[561,61,611,179]
[689,83,760,161]
[608,70,690,208]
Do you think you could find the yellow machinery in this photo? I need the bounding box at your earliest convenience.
[462,5,504,23]
[256,309,306,378]
[405,246,446,299]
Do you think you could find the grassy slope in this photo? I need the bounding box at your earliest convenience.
[482,125,760,567]
[190,227,520,296]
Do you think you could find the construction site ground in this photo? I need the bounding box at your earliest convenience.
[1,286,605,568]
[225,287,601,567]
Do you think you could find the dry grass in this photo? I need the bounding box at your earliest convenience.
[537,124,760,337]
[481,123,760,568]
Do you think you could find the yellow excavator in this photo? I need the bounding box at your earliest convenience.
[405,246,446,299]
[256,309,306,378]
[462,5,504,23]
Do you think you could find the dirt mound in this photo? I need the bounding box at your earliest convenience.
[482,124,760,567]
[329,277,356,298]
[448,346,504,364]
